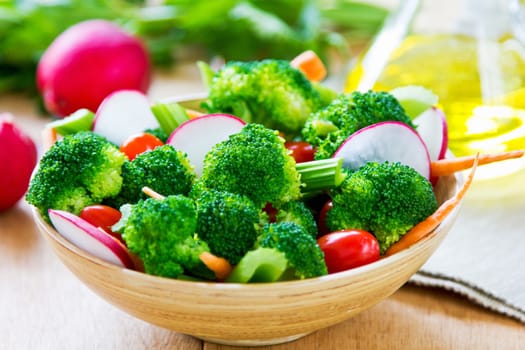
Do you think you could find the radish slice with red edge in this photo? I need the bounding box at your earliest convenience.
[167,113,246,176]
[333,121,431,179]
[48,209,135,269]
[413,107,448,161]
[92,90,159,146]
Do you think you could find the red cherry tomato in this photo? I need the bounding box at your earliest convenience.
[120,132,163,160]
[317,229,380,274]
[285,141,315,163]
[317,199,333,236]
[80,204,122,236]
[263,203,278,223]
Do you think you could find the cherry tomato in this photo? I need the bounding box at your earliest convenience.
[80,204,122,238]
[263,203,278,223]
[285,141,316,163]
[317,199,333,236]
[120,132,164,160]
[317,229,380,274]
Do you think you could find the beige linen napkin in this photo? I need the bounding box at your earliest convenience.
[410,166,525,323]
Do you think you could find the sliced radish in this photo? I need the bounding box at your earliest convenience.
[92,90,159,146]
[166,114,246,176]
[49,209,135,269]
[413,107,448,161]
[333,121,431,179]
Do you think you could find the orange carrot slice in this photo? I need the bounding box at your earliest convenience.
[385,153,480,256]
[186,108,205,119]
[199,251,233,281]
[42,126,57,152]
[431,150,523,177]
[290,50,327,82]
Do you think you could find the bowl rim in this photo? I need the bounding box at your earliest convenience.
[32,170,463,291]
[32,90,464,290]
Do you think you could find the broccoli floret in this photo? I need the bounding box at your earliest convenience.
[194,189,262,264]
[108,145,196,207]
[200,123,344,209]
[26,131,126,221]
[274,201,318,238]
[326,162,438,253]
[257,222,327,279]
[200,123,301,208]
[143,127,168,143]
[203,59,324,137]
[302,91,415,159]
[122,195,214,280]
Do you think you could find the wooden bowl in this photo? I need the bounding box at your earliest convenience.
[32,93,464,345]
[33,169,462,346]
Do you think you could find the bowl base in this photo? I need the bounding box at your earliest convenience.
[196,332,310,346]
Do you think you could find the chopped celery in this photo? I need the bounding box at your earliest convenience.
[226,247,288,283]
[151,101,190,135]
[47,109,94,136]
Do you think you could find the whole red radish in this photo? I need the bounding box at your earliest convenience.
[37,19,151,117]
[0,114,37,211]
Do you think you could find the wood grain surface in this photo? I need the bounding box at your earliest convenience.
[1,64,524,350]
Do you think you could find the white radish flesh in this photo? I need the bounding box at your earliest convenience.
[92,90,159,146]
[413,107,448,161]
[167,114,246,176]
[49,209,135,269]
[333,121,431,179]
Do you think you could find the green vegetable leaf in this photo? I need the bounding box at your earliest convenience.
[0,0,389,95]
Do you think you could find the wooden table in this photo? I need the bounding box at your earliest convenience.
[1,63,524,350]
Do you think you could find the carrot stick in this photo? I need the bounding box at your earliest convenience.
[142,186,165,200]
[41,126,57,152]
[199,251,233,281]
[186,108,205,119]
[431,150,523,177]
[385,153,480,256]
[290,50,327,82]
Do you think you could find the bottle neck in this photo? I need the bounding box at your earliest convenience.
[412,0,514,39]
[509,0,525,44]
[463,0,513,39]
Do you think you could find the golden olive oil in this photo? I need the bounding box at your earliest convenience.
[345,34,525,176]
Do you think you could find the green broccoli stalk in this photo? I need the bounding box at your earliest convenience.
[226,247,288,283]
[107,145,196,208]
[326,161,438,253]
[296,157,346,197]
[122,194,214,280]
[256,222,328,279]
[302,90,416,159]
[226,230,330,283]
[26,131,127,222]
[202,59,330,137]
[194,189,262,265]
[200,123,344,209]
